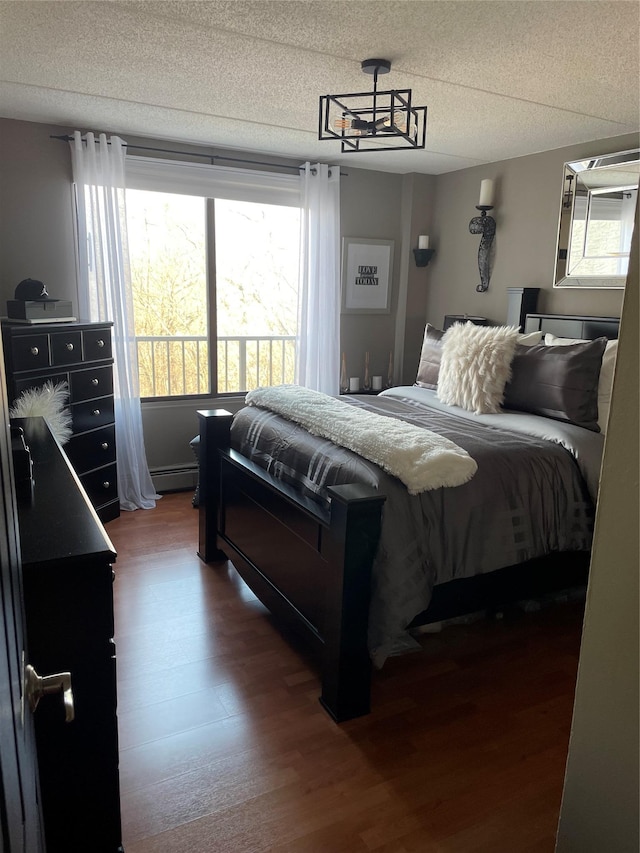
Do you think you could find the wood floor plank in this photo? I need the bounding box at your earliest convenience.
[107,491,583,852]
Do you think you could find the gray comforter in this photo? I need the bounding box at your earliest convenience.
[231,386,603,666]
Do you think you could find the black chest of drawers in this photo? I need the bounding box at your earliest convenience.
[15,416,124,852]
[2,320,120,522]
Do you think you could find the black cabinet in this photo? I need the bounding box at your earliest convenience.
[443,315,490,330]
[15,416,123,853]
[2,321,119,522]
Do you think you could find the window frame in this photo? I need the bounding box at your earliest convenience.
[125,156,301,400]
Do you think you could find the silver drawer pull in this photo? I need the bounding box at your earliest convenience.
[102,481,110,489]
[101,442,109,451]
[92,409,101,416]
[65,342,74,351]
[91,378,99,386]
[30,346,39,356]
[96,339,105,348]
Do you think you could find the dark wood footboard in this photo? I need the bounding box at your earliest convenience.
[197,408,591,723]
[197,409,385,721]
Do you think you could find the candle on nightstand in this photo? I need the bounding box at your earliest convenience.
[349,377,360,392]
[478,179,494,207]
[418,235,429,249]
[372,375,383,391]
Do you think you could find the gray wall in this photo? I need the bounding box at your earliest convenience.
[338,166,402,387]
[339,168,436,386]
[0,120,77,306]
[556,203,639,853]
[426,134,637,332]
[0,118,636,474]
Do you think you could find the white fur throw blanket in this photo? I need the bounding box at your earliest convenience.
[245,385,477,494]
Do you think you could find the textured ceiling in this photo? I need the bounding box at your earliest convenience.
[0,0,638,174]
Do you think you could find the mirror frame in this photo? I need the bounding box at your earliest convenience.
[554,148,639,289]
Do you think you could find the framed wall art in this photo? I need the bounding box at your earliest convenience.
[342,237,394,314]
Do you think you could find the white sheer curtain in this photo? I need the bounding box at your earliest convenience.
[70,131,159,511]
[297,163,341,394]
[618,189,637,274]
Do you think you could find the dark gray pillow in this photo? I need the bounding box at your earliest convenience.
[503,338,607,431]
[415,324,444,389]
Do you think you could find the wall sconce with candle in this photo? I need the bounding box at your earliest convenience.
[413,234,435,267]
[468,179,496,292]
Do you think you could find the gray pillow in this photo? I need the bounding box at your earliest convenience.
[415,324,444,389]
[503,338,607,431]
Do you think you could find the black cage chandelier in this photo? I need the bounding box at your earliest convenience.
[318,59,427,153]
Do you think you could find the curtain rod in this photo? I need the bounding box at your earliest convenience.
[50,134,347,176]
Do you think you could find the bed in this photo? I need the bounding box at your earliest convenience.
[197,313,619,721]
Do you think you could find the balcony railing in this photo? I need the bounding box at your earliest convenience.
[136,334,297,397]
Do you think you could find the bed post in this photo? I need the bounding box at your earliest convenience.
[320,484,386,722]
[197,409,234,563]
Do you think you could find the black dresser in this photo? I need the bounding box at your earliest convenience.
[2,320,119,522]
[15,416,124,852]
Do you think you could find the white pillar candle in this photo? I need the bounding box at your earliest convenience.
[418,235,429,249]
[349,377,360,392]
[478,179,494,207]
[372,375,383,390]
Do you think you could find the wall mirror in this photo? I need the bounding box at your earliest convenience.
[554,148,639,289]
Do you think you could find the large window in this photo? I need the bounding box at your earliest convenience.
[127,190,208,397]
[214,199,299,394]
[125,158,301,398]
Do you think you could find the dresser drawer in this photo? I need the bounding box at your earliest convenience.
[14,372,68,400]
[11,334,50,371]
[83,327,112,361]
[66,425,116,474]
[80,464,118,508]
[70,366,114,402]
[71,397,115,433]
[50,330,83,366]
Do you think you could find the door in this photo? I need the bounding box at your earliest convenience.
[0,337,44,852]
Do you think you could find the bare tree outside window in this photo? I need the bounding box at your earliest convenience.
[126,189,300,397]
[215,199,299,392]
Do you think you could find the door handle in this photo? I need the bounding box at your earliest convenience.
[24,663,75,722]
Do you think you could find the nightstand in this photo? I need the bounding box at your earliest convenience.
[443,315,490,330]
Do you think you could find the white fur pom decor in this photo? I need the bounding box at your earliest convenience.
[436,323,520,415]
[9,381,73,444]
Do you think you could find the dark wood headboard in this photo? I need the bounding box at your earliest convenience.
[524,313,620,340]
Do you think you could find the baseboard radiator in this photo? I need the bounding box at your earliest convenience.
[150,464,198,494]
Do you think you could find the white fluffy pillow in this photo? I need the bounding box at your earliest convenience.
[545,333,617,433]
[437,323,521,414]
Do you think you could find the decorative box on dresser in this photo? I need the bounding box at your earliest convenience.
[14,416,124,852]
[1,320,119,522]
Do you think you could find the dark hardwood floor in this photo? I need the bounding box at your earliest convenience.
[108,491,584,852]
